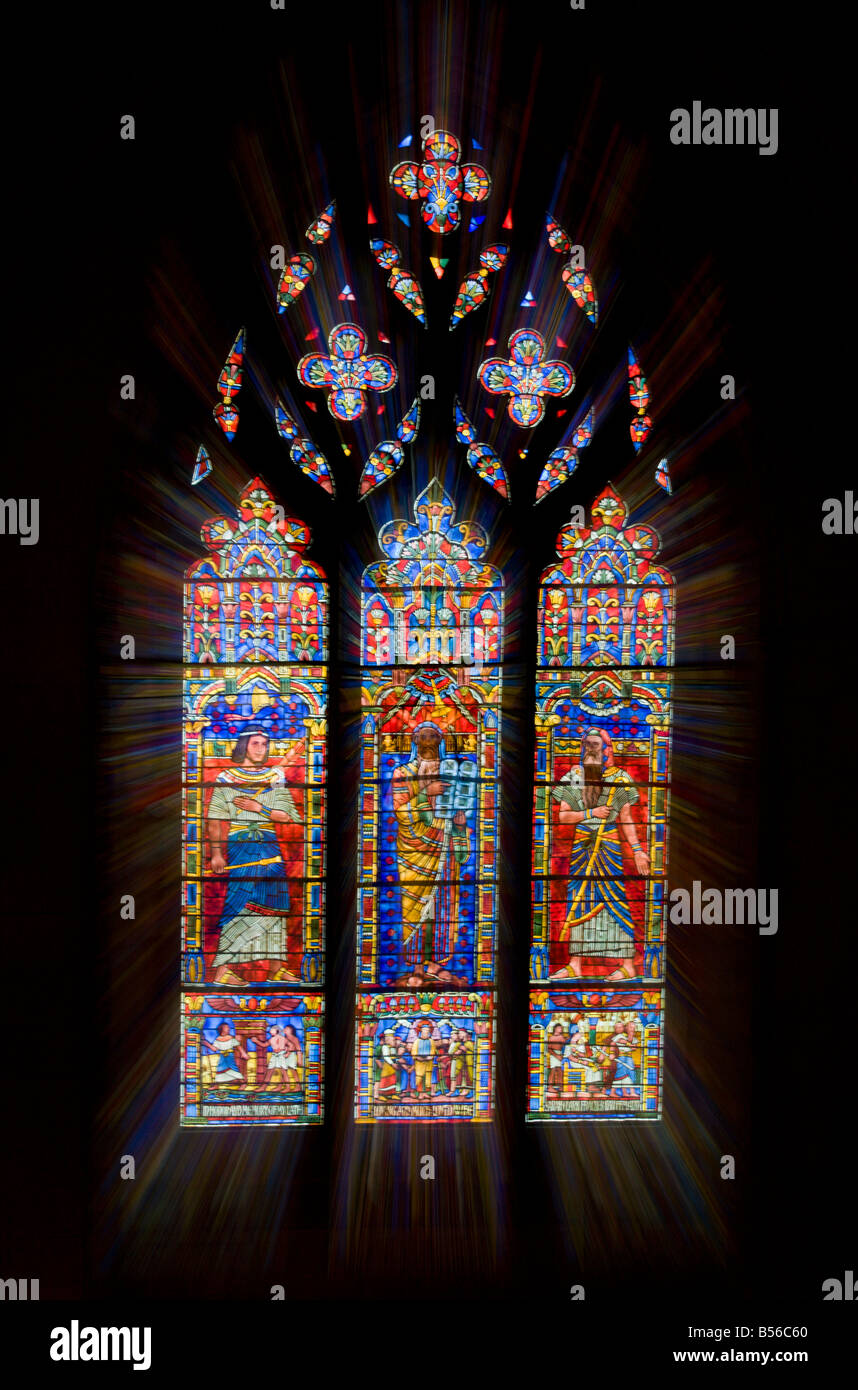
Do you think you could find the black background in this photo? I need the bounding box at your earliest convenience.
[2,0,853,1352]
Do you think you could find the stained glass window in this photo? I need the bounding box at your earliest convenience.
[355,480,501,1122]
[528,484,674,1120]
[180,477,327,1126]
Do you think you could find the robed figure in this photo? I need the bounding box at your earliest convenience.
[206,727,302,983]
[390,722,474,982]
[549,728,649,981]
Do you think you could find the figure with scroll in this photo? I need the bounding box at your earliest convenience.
[206,727,303,984]
[390,722,475,983]
[549,728,648,981]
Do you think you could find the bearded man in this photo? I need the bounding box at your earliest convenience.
[390,722,471,980]
[206,726,302,984]
[549,728,648,981]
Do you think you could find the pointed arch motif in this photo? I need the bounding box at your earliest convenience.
[356,481,500,1122]
[528,484,674,1120]
[181,478,326,1126]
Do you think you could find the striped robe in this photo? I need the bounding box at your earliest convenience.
[392,760,470,968]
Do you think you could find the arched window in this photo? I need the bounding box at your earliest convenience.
[181,478,326,1126]
[528,484,674,1120]
[355,481,501,1121]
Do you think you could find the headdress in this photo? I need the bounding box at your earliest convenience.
[409,721,447,762]
[580,726,615,769]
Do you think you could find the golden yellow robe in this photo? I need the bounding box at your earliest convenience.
[392,761,471,968]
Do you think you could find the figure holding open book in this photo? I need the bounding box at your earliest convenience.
[390,721,475,982]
